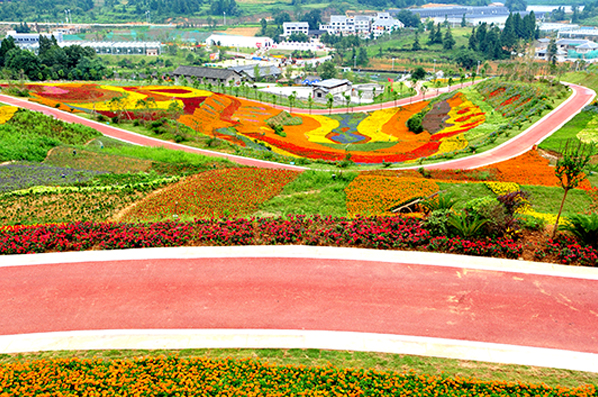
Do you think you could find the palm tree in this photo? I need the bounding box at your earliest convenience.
[326,93,334,115]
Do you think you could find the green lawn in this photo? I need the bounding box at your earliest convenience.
[257,170,357,217]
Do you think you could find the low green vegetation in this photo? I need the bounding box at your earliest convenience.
[257,170,357,217]
[540,106,597,154]
[0,109,101,163]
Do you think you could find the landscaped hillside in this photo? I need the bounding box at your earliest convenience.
[13,79,567,166]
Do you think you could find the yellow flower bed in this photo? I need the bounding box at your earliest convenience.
[305,115,340,143]
[357,108,399,143]
[485,181,520,196]
[0,106,18,124]
[442,96,486,135]
[76,86,181,111]
[437,134,468,154]
[142,85,213,98]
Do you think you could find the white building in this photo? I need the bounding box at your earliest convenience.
[6,30,63,50]
[312,78,352,101]
[206,34,273,49]
[535,38,598,63]
[320,13,403,38]
[283,22,309,37]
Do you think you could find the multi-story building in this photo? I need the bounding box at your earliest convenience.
[6,30,63,50]
[283,22,310,37]
[320,13,403,38]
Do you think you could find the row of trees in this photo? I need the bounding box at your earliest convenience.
[0,36,108,81]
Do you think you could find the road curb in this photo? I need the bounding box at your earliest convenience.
[3,245,598,280]
[1,329,596,373]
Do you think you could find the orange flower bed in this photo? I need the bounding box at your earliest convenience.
[476,150,592,190]
[346,175,439,216]
[28,95,81,113]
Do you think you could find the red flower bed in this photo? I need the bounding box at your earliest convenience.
[152,88,194,94]
[179,96,208,114]
[27,84,121,103]
[539,235,598,266]
[0,216,523,260]
[500,95,521,107]
[454,112,484,123]
[489,88,505,98]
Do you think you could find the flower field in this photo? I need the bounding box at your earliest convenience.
[0,105,18,124]
[1,355,596,397]
[0,176,178,225]
[19,82,507,164]
[120,168,300,221]
[0,162,104,193]
[346,175,439,216]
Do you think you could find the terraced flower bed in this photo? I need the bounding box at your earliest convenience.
[17,82,530,164]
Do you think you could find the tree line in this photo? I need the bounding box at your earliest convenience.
[0,36,109,81]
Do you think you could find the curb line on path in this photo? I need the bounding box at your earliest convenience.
[4,245,598,280]
[1,329,597,373]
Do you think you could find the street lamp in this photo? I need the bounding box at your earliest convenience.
[146,10,151,25]
[223,11,226,27]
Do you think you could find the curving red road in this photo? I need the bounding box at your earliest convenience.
[2,254,598,354]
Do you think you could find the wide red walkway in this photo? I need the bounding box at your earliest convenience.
[2,256,597,354]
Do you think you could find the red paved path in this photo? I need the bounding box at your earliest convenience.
[2,257,597,354]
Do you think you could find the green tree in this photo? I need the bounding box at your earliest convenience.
[461,14,467,27]
[553,140,595,238]
[396,10,420,27]
[288,91,297,114]
[433,24,443,44]
[443,26,455,50]
[412,32,421,51]
[302,9,322,30]
[427,23,436,44]
[307,93,313,114]
[260,18,267,35]
[318,60,337,80]
[411,66,426,80]
[547,38,558,65]
[326,93,334,115]
[356,47,368,67]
